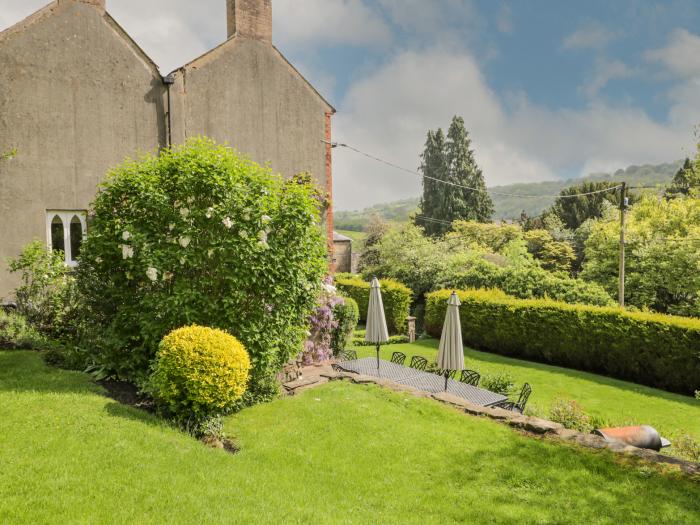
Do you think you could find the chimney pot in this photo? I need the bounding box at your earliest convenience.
[227,0,272,42]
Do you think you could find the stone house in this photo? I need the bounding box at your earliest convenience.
[0,0,335,300]
[332,231,353,273]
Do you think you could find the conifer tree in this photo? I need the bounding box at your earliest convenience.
[665,157,699,198]
[416,116,493,236]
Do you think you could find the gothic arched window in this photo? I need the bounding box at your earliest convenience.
[46,211,87,266]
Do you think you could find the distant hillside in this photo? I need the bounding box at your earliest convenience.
[334,160,682,231]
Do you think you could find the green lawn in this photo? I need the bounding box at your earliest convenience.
[353,339,700,445]
[335,228,368,245]
[1,350,700,524]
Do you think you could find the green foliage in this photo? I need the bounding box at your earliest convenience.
[436,259,614,307]
[417,116,493,235]
[523,229,575,273]
[582,195,700,316]
[549,181,625,230]
[0,309,43,349]
[7,241,73,335]
[666,157,700,198]
[330,297,359,355]
[150,325,251,422]
[0,148,17,161]
[547,399,607,433]
[357,214,389,272]
[480,372,515,396]
[74,138,327,394]
[673,433,700,462]
[351,334,409,346]
[425,288,700,394]
[335,276,412,334]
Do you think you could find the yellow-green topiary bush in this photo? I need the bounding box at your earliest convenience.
[150,325,251,421]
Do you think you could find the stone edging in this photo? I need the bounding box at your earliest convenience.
[317,370,700,477]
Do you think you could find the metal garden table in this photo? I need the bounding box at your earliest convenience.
[336,357,508,408]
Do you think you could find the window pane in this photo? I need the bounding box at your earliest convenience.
[70,216,83,261]
[51,215,64,253]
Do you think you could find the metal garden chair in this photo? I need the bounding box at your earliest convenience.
[459,369,480,386]
[437,368,457,380]
[493,383,532,414]
[409,355,428,371]
[390,351,406,365]
[338,349,357,361]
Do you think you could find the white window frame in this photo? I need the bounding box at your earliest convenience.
[46,210,87,267]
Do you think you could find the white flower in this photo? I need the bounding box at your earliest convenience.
[146,267,158,282]
[173,200,181,208]
[205,207,214,219]
[179,207,190,218]
[207,249,214,258]
[243,212,250,221]
[168,223,175,231]
[122,231,131,241]
[95,256,102,264]
[322,282,337,294]
[179,257,186,265]
[121,245,134,259]
[186,196,195,204]
[239,229,249,239]
[178,236,191,248]
[222,217,233,229]
[163,271,174,281]
[257,230,267,243]
[258,240,269,250]
[262,214,271,223]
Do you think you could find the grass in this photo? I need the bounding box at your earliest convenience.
[335,228,368,245]
[353,338,700,445]
[1,350,700,524]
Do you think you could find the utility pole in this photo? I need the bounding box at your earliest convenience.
[618,182,627,307]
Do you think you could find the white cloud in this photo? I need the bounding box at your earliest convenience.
[333,47,693,210]
[274,0,391,49]
[496,4,513,34]
[646,28,700,78]
[581,58,635,98]
[563,21,616,50]
[378,0,478,35]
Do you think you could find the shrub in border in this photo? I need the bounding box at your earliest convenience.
[150,325,251,422]
[425,288,700,394]
[331,296,359,355]
[335,277,412,334]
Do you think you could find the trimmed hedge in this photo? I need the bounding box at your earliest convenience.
[335,277,412,334]
[425,288,700,395]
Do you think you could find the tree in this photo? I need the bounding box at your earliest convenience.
[581,195,700,316]
[665,157,699,198]
[416,116,493,236]
[357,213,389,273]
[549,181,624,230]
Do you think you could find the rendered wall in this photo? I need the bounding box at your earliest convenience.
[0,1,165,298]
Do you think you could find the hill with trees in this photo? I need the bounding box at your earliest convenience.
[335,160,683,231]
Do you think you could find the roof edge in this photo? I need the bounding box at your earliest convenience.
[0,1,59,44]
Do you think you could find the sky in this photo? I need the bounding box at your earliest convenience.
[2,1,700,210]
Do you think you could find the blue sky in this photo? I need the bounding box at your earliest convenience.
[3,0,700,209]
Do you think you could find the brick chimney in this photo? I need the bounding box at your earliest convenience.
[226,0,272,42]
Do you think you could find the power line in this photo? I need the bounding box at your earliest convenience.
[323,140,623,199]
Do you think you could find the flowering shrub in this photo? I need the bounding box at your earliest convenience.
[302,280,342,364]
[74,138,327,398]
[150,325,251,421]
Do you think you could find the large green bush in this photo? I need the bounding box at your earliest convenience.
[335,277,411,334]
[425,288,700,394]
[75,138,327,397]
